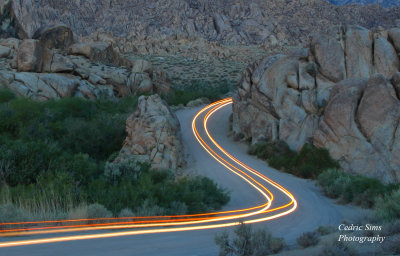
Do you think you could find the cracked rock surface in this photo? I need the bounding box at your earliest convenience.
[233,25,400,182]
[115,94,185,171]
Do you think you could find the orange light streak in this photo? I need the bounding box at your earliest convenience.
[0,98,297,248]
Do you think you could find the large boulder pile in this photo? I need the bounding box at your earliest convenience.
[115,95,185,171]
[0,24,170,101]
[233,25,400,183]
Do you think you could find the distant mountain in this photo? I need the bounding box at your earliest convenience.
[329,0,400,8]
[1,0,400,46]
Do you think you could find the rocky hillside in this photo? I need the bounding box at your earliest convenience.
[232,25,400,183]
[329,0,400,8]
[0,21,171,101]
[1,0,400,47]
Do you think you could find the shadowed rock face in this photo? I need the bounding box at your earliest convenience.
[233,25,400,183]
[115,94,185,171]
[0,0,399,46]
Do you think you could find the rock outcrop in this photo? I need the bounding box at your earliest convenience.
[233,25,400,182]
[32,24,74,50]
[115,95,185,171]
[0,25,170,101]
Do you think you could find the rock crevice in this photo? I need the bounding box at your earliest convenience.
[233,25,400,183]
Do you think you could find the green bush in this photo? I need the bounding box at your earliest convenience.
[215,223,285,256]
[317,225,336,236]
[291,144,339,179]
[0,92,230,221]
[163,80,233,106]
[375,189,400,221]
[297,231,320,248]
[0,89,15,103]
[318,169,395,208]
[319,241,357,256]
[87,203,113,219]
[248,141,338,179]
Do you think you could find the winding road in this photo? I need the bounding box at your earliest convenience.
[0,99,359,255]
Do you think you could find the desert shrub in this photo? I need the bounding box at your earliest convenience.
[58,114,127,160]
[0,203,28,223]
[375,189,400,221]
[319,241,357,256]
[68,205,89,220]
[133,199,167,217]
[163,80,233,106]
[0,89,15,103]
[290,144,339,179]
[215,223,285,256]
[104,157,148,183]
[118,208,134,217]
[87,203,112,219]
[85,169,229,215]
[381,219,400,236]
[297,231,320,248]
[318,169,394,208]
[317,225,336,236]
[340,175,386,207]
[0,94,137,161]
[0,93,230,221]
[0,139,62,186]
[382,235,400,255]
[249,142,338,179]
[248,141,294,170]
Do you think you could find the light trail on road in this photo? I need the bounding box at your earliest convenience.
[0,98,297,248]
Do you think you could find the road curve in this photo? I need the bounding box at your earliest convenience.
[0,99,358,255]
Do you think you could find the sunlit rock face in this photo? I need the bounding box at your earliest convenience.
[233,25,400,183]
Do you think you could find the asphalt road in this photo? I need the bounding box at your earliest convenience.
[0,103,360,256]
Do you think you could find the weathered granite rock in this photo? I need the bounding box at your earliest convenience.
[16,39,52,72]
[233,25,400,182]
[314,75,400,182]
[345,26,373,78]
[69,42,132,67]
[310,32,346,83]
[32,24,74,50]
[115,95,185,171]
[0,45,11,58]
[374,36,399,77]
[0,22,169,101]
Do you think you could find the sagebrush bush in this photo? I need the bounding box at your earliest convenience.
[318,169,395,208]
[0,203,27,223]
[0,89,15,103]
[249,142,338,179]
[375,189,400,221]
[163,80,233,106]
[319,241,357,256]
[104,157,147,183]
[118,208,134,218]
[382,235,400,255]
[297,231,320,248]
[317,225,336,236]
[0,91,230,221]
[87,203,112,219]
[215,223,285,256]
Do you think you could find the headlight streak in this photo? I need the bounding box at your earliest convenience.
[0,98,297,248]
